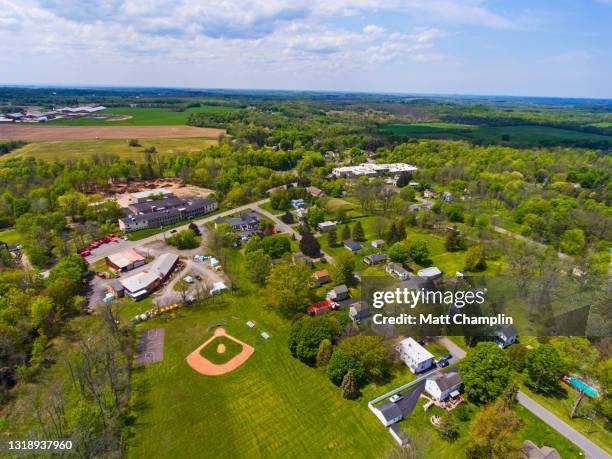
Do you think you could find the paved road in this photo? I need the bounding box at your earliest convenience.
[517,391,610,459]
[85,198,272,263]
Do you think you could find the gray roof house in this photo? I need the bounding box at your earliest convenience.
[349,301,369,322]
[495,324,518,348]
[343,239,362,252]
[372,402,403,427]
[425,372,462,401]
[364,253,388,265]
[327,284,350,302]
[522,441,561,459]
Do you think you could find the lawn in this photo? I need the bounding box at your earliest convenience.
[199,335,243,364]
[380,122,611,147]
[0,228,21,245]
[49,106,237,126]
[127,292,396,458]
[3,137,217,161]
[393,397,580,459]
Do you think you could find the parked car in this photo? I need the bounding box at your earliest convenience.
[437,359,449,368]
[389,394,403,403]
[170,229,177,234]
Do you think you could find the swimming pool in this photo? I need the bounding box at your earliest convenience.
[563,376,598,398]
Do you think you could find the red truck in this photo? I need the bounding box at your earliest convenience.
[79,249,91,257]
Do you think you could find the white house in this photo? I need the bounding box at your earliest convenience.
[386,262,409,281]
[397,338,434,373]
[425,372,462,401]
[417,266,442,279]
[318,221,337,232]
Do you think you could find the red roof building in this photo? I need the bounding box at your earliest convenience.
[307,298,333,316]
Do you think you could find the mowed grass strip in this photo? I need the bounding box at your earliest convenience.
[127,295,393,459]
[200,335,244,365]
[3,137,217,161]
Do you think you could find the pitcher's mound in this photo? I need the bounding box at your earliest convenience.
[186,327,254,376]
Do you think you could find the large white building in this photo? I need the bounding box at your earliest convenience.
[331,162,418,179]
[397,338,434,373]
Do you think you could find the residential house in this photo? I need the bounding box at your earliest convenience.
[398,337,434,373]
[216,211,260,232]
[423,189,438,199]
[296,208,308,219]
[364,253,388,265]
[441,191,453,202]
[521,441,561,459]
[425,372,462,401]
[371,240,385,248]
[494,324,518,348]
[293,252,313,267]
[306,186,326,198]
[417,266,442,280]
[372,402,403,427]
[343,239,361,252]
[291,199,306,209]
[318,221,337,232]
[307,298,333,316]
[313,269,330,285]
[386,262,409,281]
[327,284,350,302]
[349,301,369,322]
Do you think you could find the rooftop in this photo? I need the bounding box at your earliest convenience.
[399,337,434,362]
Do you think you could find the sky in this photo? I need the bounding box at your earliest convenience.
[0,0,611,98]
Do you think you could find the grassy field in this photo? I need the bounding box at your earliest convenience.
[380,123,611,146]
[50,106,236,126]
[0,228,20,245]
[3,137,217,161]
[127,294,395,458]
[393,397,580,459]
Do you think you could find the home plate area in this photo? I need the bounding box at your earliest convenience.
[186,327,254,376]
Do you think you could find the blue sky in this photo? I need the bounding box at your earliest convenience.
[0,0,610,98]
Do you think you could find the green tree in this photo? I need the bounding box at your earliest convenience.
[330,251,355,285]
[306,207,325,228]
[327,228,338,247]
[408,240,431,265]
[326,350,365,385]
[388,241,411,262]
[299,230,321,258]
[342,224,351,241]
[438,412,459,441]
[259,234,291,258]
[466,401,523,459]
[288,317,339,364]
[464,246,487,271]
[399,185,415,202]
[506,343,528,372]
[559,228,585,255]
[459,342,512,404]
[337,335,387,381]
[266,262,313,316]
[270,188,290,210]
[341,370,358,399]
[245,250,272,285]
[167,229,199,249]
[352,221,365,241]
[445,228,466,252]
[316,339,333,367]
[524,344,566,394]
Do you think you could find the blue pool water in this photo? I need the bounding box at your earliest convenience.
[566,377,598,398]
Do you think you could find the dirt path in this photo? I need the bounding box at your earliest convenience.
[0,124,225,141]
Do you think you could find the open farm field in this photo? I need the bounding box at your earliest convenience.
[2,137,218,161]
